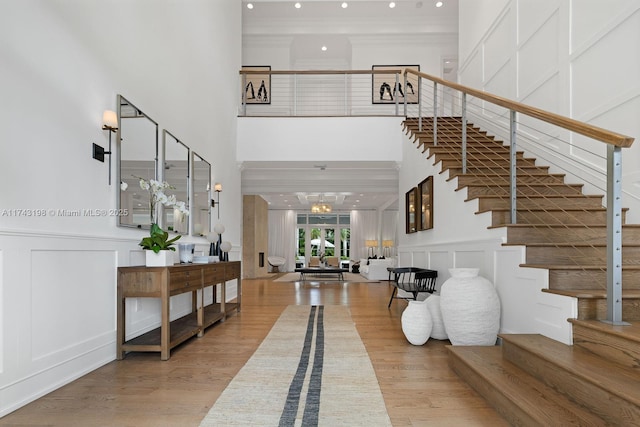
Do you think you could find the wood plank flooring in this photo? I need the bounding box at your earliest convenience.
[0,276,509,426]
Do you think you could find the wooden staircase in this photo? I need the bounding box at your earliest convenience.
[403,117,640,426]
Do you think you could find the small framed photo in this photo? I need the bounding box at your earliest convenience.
[419,176,433,230]
[241,66,271,104]
[406,187,419,233]
[372,65,420,104]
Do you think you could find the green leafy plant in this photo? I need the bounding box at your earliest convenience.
[139,223,182,253]
[128,176,189,252]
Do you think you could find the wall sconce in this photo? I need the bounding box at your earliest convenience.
[211,182,222,219]
[92,110,118,185]
[365,240,377,258]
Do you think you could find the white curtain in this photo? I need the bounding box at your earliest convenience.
[350,210,377,260]
[382,210,399,257]
[268,210,297,271]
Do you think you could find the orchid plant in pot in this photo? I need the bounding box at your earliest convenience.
[131,177,189,266]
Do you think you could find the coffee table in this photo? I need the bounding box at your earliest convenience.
[294,267,349,281]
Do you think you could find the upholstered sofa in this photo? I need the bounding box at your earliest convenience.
[359,258,395,280]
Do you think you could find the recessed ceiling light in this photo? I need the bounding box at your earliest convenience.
[294,2,301,8]
[321,46,327,51]
[435,1,443,7]
[341,2,348,8]
[389,2,396,8]
[246,3,253,9]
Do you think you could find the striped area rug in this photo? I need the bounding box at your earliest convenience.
[199,305,391,427]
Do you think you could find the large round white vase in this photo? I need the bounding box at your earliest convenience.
[440,268,500,345]
[401,299,433,345]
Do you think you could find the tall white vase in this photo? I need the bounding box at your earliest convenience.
[440,268,500,346]
[425,295,448,340]
[401,299,433,345]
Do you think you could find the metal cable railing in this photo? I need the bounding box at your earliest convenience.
[238,68,635,324]
[404,68,635,325]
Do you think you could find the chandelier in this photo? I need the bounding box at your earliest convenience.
[310,194,332,213]
[311,203,332,213]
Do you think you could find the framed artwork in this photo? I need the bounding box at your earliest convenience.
[372,65,420,104]
[419,176,433,230]
[405,187,419,234]
[241,66,271,104]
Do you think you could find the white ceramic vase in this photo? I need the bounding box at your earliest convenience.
[145,250,174,267]
[425,294,448,340]
[401,299,433,345]
[440,268,500,346]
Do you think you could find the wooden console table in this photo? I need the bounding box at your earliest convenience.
[117,261,241,360]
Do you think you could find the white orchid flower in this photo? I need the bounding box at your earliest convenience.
[120,182,128,191]
[139,179,150,190]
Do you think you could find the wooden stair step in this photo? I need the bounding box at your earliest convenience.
[496,224,640,245]
[440,158,540,169]
[474,195,604,211]
[447,345,606,426]
[524,265,640,290]
[484,208,627,226]
[447,165,552,177]
[501,334,640,425]
[460,183,584,198]
[520,244,640,265]
[568,319,640,370]
[453,174,567,185]
[542,289,640,320]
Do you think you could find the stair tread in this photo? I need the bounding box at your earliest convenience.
[542,289,640,298]
[568,319,640,343]
[447,345,606,426]
[522,264,640,270]
[504,242,640,247]
[500,334,640,404]
[492,223,640,229]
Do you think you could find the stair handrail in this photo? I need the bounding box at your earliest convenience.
[405,68,635,326]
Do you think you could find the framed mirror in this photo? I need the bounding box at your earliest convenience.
[117,95,159,229]
[419,176,433,230]
[405,187,419,234]
[162,130,189,234]
[192,152,211,236]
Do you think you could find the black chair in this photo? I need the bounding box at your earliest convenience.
[388,267,438,308]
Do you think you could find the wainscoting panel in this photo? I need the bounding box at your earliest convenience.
[31,250,115,361]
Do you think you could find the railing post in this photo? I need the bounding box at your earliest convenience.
[509,109,517,224]
[394,73,400,116]
[433,82,438,146]
[344,72,348,116]
[604,145,628,325]
[418,77,423,132]
[461,93,467,174]
[403,72,408,117]
[293,74,298,116]
[241,73,247,116]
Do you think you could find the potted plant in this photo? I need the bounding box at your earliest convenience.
[129,177,189,266]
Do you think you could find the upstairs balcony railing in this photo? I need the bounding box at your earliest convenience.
[238,68,635,325]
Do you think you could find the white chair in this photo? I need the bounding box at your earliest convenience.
[268,256,286,272]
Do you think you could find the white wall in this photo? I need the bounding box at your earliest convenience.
[0,0,241,416]
[458,0,640,221]
[397,132,575,345]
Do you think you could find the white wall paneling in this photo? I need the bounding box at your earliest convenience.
[458,0,640,222]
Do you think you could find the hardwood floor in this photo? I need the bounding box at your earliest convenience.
[0,277,509,426]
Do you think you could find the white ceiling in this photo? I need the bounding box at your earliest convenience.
[240,0,459,211]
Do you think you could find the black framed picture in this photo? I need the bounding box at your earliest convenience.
[241,65,271,104]
[406,187,419,234]
[372,65,420,104]
[419,176,433,230]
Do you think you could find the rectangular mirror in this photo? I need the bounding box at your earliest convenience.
[192,152,211,236]
[162,130,189,234]
[117,95,159,229]
[405,187,418,233]
[419,176,433,230]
